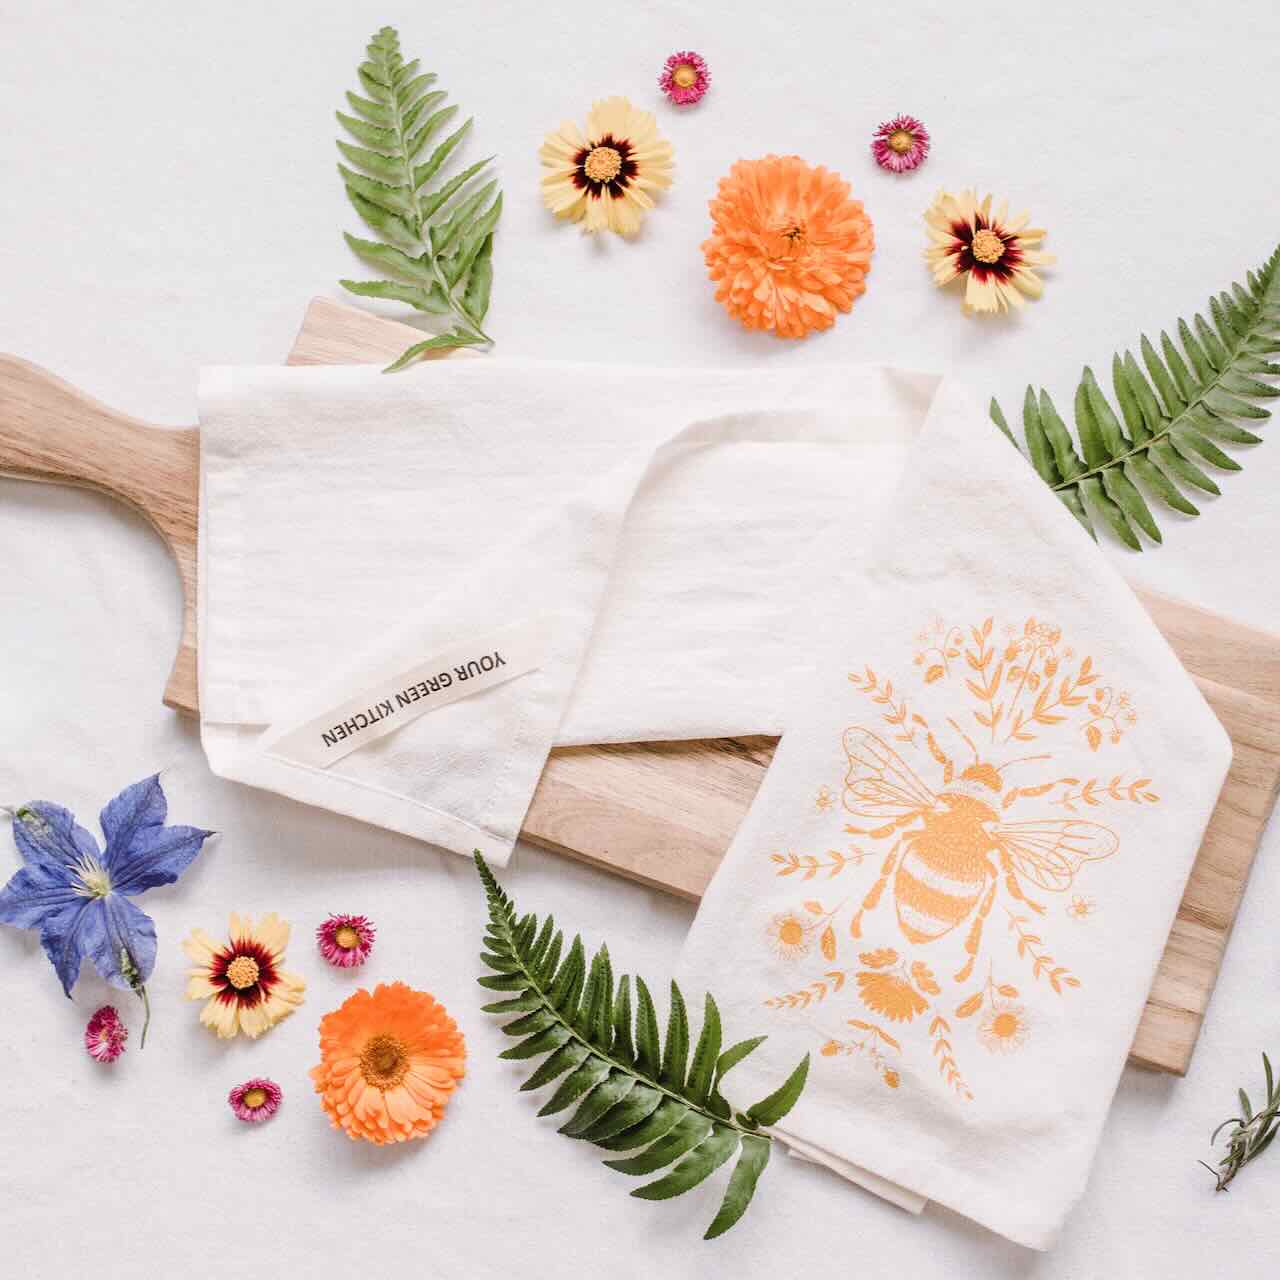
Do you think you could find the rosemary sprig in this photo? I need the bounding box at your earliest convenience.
[1200,1052,1280,1191]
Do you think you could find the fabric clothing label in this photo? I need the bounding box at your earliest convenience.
[262,618,546,769]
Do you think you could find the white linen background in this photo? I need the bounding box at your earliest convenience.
[0,1,1276,1275]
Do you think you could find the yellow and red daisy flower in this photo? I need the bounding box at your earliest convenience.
[923,188,1054,315]
[539,97,674,236]
[183,912,306,1039]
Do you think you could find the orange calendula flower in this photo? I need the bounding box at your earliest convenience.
[539,96,673,236]
[923,188,1054,315]
[702,155,874,339]
[183,913,306,1039]
[311,982,466,1145]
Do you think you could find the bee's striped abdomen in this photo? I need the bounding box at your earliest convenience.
[894,848,985,943]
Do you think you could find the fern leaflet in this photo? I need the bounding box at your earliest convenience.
[991,245,1280,548]
[336,27,501,370]
[475,853,809,1239]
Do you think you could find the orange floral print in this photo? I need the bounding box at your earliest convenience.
[856,970,928,1024]
[763,614,1157,1103]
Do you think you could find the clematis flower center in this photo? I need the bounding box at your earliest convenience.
[71,854,112,899]
[887,129,915,154]
[673,64,698,88]
[359,1033,410,1089]
[334,925,361,949]
[583,146,623,184]
[970,228,1006,264]
[225,955,261,989]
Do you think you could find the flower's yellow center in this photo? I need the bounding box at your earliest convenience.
[583,146,622,184]
[992,1012,1019,1038]
[360,1033,410,1089]
[765,218,807,264]
[673,64,698,88]
[971,229,1006,264]
[778,919,805,946]
[334,925,361,950]
[226,955,260,990]
[242,1087,268,1109]
[71,854,112,899]
[887,129,914,154]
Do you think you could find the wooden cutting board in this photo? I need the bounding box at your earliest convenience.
[1,296,1277,1076]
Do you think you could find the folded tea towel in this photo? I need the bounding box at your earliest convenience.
[199,358,1229,1245]
[676,384,1231,1248]
[197,359,928,860]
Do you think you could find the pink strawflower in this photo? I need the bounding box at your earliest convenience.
[228,1077,283,1123]
[871,114,930,173]
[316,913,376,968]
[659,51,710,106]
[84,1005,128,1063]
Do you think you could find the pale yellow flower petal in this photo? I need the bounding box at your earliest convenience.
[200,996,238,1039]
[237,1001,272,1039]
[185,974,220,1000]
[181,928,220,965]
[253,912,291,960]
[1012,272,1044,299]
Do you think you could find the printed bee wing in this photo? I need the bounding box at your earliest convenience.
[842,727,936,818]
[993,820,1119,892]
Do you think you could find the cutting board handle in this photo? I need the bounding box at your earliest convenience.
[0,354,200,714]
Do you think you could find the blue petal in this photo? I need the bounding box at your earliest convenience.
[84,893,158,987]
[0,860,81,929]
[98,774,214,896]
[8,801,100,870]
[35,898,98,996]
[99,774,167,867]
[106,823,214,897]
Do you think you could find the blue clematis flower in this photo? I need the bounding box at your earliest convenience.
[0,775,213,1002]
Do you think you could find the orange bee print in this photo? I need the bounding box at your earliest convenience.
[842,728,1117,982]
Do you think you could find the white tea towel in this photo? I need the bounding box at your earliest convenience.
[197,360,929,860]
[199,359,1229,1244]
[677,387,1231,1248]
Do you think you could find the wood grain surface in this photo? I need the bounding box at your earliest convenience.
[1,295,1276,1075]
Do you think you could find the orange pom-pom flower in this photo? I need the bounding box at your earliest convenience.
[311,981,466,1145]
[702,155,874,339]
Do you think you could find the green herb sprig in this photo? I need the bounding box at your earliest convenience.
[991,245,1280,548]
[336,27,501,371]
[475,853,810,1239]
[1200,1051,1280,1191]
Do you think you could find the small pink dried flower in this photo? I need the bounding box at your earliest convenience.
[871,114,930,174]
[659,51,710,106]
[84,1004,128,1063]
[316,913,376,968]
[228,1077,283,1123]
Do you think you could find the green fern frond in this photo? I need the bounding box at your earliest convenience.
[475,853,809,1240]
[336,27,500,371]
[991,245,1280,549]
